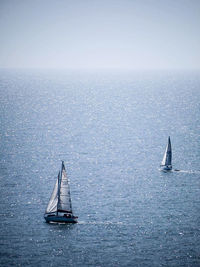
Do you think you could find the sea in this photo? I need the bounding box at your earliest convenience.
[0,69,199,266]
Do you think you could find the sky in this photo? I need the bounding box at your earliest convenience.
[0,0,200,70]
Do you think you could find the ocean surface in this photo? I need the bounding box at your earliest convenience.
[0,69,199,266]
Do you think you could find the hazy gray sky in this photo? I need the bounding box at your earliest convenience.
[0,0,200,70]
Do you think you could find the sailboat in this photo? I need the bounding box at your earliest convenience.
[44,161,78,223]
[160,136,172,171]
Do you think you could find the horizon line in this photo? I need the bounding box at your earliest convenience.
[0,66,200,72]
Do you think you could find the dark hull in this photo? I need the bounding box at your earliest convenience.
[161,165,172,171]
[44,215,78,223]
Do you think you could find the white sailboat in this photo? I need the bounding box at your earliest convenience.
[44,161,78,223]
[160,136,172,171]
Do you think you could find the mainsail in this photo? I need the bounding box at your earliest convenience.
[57,161,73,213]
[45,161,72,214]
[161,137,172,166]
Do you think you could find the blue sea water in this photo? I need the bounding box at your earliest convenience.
[0,69,199,266]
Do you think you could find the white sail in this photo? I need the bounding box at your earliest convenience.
[161,137,172,166]
[45,175,59,213]
[44,162,77,223]
[57,162,72,213]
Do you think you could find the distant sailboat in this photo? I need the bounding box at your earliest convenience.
[160,137,172,171]
[44,161,78,223]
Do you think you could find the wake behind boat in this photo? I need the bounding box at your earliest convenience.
[160,136,172,171]
[44,161,78,223]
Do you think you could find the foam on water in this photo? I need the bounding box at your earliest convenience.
[159,168,200,174]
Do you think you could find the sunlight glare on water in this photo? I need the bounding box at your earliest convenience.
[0,69,199,266]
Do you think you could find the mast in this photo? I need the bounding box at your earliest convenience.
[56,171,61,215]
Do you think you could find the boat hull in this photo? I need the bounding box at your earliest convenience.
[44,215,78,223]
[161,165,172,171]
